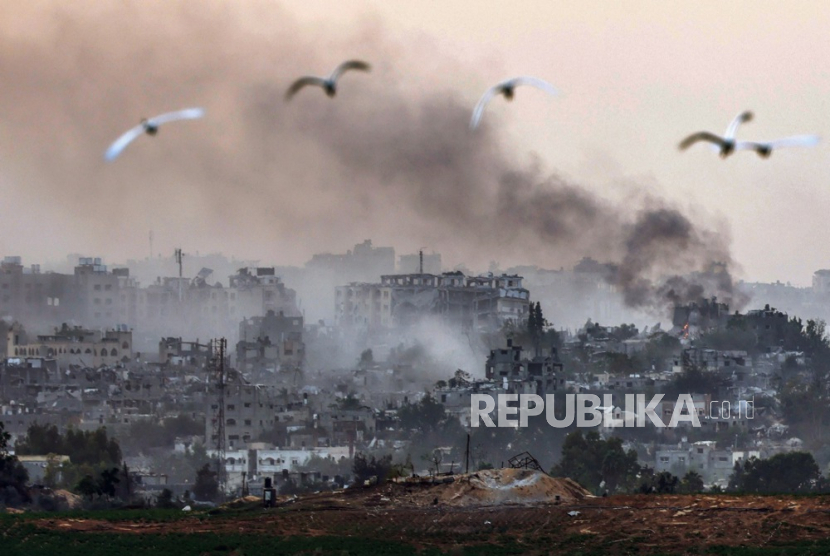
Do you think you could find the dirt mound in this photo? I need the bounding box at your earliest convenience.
[416,468,590,507]
[220,495,261,510]
[53,489,82,509]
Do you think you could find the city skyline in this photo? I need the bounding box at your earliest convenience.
[2,2,830,286]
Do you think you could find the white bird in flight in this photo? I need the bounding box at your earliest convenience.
[678,110,754,158]
[736,135,821,158]
[470,76,559,130]
[285,60,371,100]
[104,108,205,161]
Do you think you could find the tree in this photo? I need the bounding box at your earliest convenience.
[98,467,121,498]
[193,464,219,501]
[728,452,820,493]
[16,423,121,467]
[352,453,393,484]
[657,471,679,493]
[0,421,29,505]
[156,488,176,509]
[422,449,443,476]
[397,395,448,434]
[551,431,640,494]
[43,453,61,488]
[663,360,722,398]
[527,302,547,354]
[76,474,99,500]
[679,470,705,493]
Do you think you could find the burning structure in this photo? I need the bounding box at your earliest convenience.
[671,297,730,338]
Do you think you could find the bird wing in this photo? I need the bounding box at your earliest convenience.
[469,85,502,130]
[509,76,559,96]
[734,141,765,154]
[104,124,146,161]
[678,131,728,151]
[723,110,753,140]
[329,60,371,81]
[149,107,205,126]
[285,76,328,100]
[764,135,821,149]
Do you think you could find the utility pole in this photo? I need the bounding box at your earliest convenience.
[419,249,424,274]
[174,248,184,302]
[465,433,471,474]
[211,338,227,501]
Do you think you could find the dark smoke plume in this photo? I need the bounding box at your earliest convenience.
[0,1,744,315]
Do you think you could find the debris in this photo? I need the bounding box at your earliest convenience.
[568,511,581,517]
[507,452,544,472]
[404,468,590,507]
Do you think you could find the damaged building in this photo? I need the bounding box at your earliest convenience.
[236,310,305,374]
[485,339,565,394]
[335,272,529,333]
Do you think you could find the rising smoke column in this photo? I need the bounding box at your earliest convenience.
[0,1,743,314]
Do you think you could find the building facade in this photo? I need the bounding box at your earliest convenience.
[335,272,530,333]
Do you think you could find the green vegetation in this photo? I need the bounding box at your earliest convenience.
[0,519,441,556]
[551,431,640,494]
[193,463,219,502]
[15,423,122,466]
[121,414,204,453]
[728,451,821,494]
[0,420,29,505]
[397,394,449,433]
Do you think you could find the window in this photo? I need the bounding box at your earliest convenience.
[227,404,235,411]
[659,456,670,463]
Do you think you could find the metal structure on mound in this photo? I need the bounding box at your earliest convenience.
[507,451,544,472]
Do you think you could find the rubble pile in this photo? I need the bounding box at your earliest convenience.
[410,468,590,507]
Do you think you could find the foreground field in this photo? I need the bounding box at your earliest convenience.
[6,483,830,555]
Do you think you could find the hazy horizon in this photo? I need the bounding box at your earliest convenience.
[2,2,830,287]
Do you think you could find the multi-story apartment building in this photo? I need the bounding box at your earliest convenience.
[236,310,305,373]
[6,322,133,367]
[335,272,530,333]
[0,257,300,354]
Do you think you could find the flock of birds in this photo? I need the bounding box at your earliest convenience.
[103,59,821,161]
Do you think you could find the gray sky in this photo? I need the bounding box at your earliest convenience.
[2,1,829,285]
